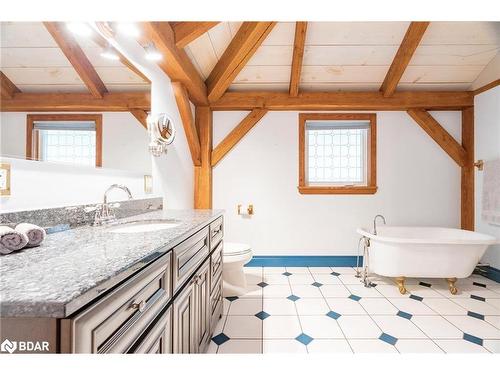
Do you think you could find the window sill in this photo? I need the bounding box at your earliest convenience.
[298,185,378,195]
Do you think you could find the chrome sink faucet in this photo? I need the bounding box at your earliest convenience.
[92,184,133,226]
[373,214,386,235]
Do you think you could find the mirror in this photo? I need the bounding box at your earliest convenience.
[147,113,176,157]
[0,21,153,175]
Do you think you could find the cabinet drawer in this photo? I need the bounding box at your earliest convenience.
[210,216,223,250]
[173,228,210,292]
[210,241,223,291]
[66,253,171,353]
[130,306,172,354]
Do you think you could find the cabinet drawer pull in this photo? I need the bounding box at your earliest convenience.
[130,300,146,312]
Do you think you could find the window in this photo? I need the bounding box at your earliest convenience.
[298,113,377,194]
[26,114,102,167]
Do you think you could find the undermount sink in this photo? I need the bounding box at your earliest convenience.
[106,219,181,234]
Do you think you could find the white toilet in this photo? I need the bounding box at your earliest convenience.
[222,242,253,297]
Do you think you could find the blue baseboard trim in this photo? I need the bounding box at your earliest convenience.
[476,266,500,284]
[245,255,361,267]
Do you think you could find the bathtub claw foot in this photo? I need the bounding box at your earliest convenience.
[395,277,407,295]
[446,278,458,295]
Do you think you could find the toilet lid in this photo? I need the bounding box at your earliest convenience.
[224,242,252,256]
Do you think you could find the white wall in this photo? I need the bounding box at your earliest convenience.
[213,110,462,255]
[0,157,154,213]
[475,86,500,269]
[0,112,151,174]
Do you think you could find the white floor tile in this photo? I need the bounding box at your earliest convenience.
[319,284,351,298]
[262,274,290,285]
[228,298,262,316]
[434,339,489,353]
[435,284,500,300]
[311,274,343,285]
[239,285,263,299]
[308,267,333,274]
[452,298,500,315]
[295,298,330,315]
[326,298,367,315]
[483,339,500,353]
[299,315,345,339]
[223,316,262,339]
[486,298,500,310]
[421,298,467,315]
[263,267,286,274]
[485,315,500,329]
[217,340,262,354]
[388,298,438,315]
[263,339,307,353]
[306,339,352,353]
[291,284,324,298]
[263,284,292,298]
[405,285,444,298]
[346,284,383,298]
[331,267,357,275]
[348,339,398,353]
[288,274,315,285]
[372,316,426,339]
[263,298,297,316]
[359,299,398,315]
[375,284,408,298]
[263,316,302,339]
[286,267,310,274]
[411,316,463,339]
[337,316,382,339]
[395,339,444,353]
[444,315,500,339]
[212,316,226,337]
[339,274,363,285]
[205,341,218,354]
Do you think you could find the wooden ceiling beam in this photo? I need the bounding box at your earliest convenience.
[130,109,149,129]
[0,71,21,99]
[172,22,220,48]
[43,22,108,98]
[206,22,276,102]
[212,108,268,167]
[210,91,473,111]
[473,79,500,96]
[380,22,430,97]
[0,92,150,112]
[141,22,208,105]
[172,82,201,166]
[407,108,467,167]
[289,22,308,97]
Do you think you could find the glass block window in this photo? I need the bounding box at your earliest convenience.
[34,121,97,166]
[306,120,368,185]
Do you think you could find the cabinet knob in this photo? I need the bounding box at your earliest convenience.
[130,300,146,312]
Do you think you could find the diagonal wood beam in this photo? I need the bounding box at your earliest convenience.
[289,22,307,97]
[407,109,467,167]
[172,22,220,48]
[141,22,208,105]
[211,108,268,167]
[130,109,148,129]
[89,32,150,83]
[0,71,21,99]
[44,22,108,98]
[380,22,430,97]
[206,22,276,102]
[172,82,201,166]
[0,92,150,112]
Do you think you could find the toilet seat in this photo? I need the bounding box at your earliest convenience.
[224,242,252,257]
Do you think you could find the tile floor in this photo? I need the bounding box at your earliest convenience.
[206,266,500,354]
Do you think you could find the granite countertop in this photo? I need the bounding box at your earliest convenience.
[0,209,223,318]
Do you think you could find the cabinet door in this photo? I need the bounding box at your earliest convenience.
[173,280,196,354]
[194,259,211,353]
[131,307,172,354]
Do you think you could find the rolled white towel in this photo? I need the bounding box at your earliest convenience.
[0,226,29,255]
[15,223,46,248]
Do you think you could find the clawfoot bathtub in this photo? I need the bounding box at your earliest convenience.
[356,226,497,295]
